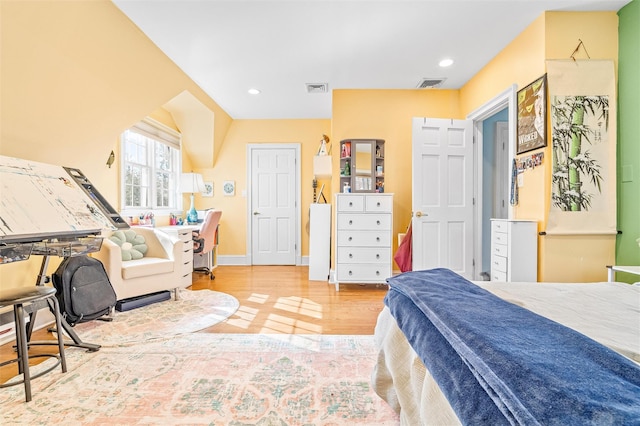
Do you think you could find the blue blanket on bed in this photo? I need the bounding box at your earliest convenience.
[385,268,640,425]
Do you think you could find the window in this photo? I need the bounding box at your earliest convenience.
[120,118,182,214]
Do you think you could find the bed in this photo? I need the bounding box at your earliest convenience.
[372,268,640,425]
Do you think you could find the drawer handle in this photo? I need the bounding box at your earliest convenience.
[376,254,380,259]
[376,237,380,242]
[349,220,353,225]
[376,270,380,275]
[348,237,353,242]
[377,202,381,207]
[348,270,353,276]
[376,220,381,225]
[349,202,353,207]
[349,253,353,258]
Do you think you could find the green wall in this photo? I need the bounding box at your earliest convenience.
[616,0,640,282]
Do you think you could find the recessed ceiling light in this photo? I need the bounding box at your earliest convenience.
[439,58,454,68]
[248,88,261,95]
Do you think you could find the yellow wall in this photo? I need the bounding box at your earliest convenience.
[0,0,231,287]
[189,119,331,257]
[537,12,619,281]
[460,13,548,223]
[461,15,546,115]
[331,89,462,260]
[459,12,619,282]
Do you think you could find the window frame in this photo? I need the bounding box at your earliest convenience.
[119,118,183,217]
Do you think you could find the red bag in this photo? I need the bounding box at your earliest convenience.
[394,223,413,273]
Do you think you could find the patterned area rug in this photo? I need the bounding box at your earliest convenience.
[73,288,240,347]
[1,334,399,425]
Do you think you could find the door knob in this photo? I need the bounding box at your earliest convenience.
[415,211,426,217]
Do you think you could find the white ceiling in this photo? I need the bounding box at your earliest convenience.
[113,0,630,120]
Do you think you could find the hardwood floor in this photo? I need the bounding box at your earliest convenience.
[0,265,390,382]
[194,265,389,334]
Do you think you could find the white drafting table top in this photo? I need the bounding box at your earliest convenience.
[0,155,112,243]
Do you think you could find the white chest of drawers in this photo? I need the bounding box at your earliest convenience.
[158,226,194,286]
[334,193,393,291]
[490,219,537,282]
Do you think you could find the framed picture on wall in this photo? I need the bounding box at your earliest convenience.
[517,74,547,154]
[203,181,213,197]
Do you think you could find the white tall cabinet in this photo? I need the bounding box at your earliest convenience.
[334,193,393,291]
[490,219,538,282]
[309,203,331,281]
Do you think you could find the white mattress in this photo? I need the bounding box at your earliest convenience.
[372,281,640,426]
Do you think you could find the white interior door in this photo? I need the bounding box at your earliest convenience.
[249,145,299,265]
[412,117,474,278]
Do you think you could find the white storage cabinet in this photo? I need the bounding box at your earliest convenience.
[490,219,537,282]
[159,226,194,286]
[309,203,331,281]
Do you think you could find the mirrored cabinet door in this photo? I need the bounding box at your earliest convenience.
[340,139,384,193]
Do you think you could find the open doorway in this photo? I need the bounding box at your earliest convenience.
[479,110,509,278]
[469,85,517,280]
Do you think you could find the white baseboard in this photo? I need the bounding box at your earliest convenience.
[217,255,311,266]
[216,255,250,265]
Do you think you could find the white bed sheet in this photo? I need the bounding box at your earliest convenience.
[372,281,640,426]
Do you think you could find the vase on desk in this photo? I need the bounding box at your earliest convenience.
[186,193,198,224]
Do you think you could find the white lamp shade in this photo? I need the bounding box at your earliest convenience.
[180,173,206,193]
[313,156,332,178]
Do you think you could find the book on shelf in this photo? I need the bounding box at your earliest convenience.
[341,141,351,158]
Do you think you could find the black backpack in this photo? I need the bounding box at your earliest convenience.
[52,255,117,326]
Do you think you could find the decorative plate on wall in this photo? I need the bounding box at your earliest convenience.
[223,180,235,196]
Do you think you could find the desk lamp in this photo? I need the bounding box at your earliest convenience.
[180,172,206,224]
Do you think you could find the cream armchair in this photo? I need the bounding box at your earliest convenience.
[92,227,189,301]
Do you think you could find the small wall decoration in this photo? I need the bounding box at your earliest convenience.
[516,152,544,172]
[203,181,213,197]
[517,74,547,154]
[222,180,235,196]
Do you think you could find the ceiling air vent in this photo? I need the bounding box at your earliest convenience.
[306,83,329,93]
[417,78,446,89]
